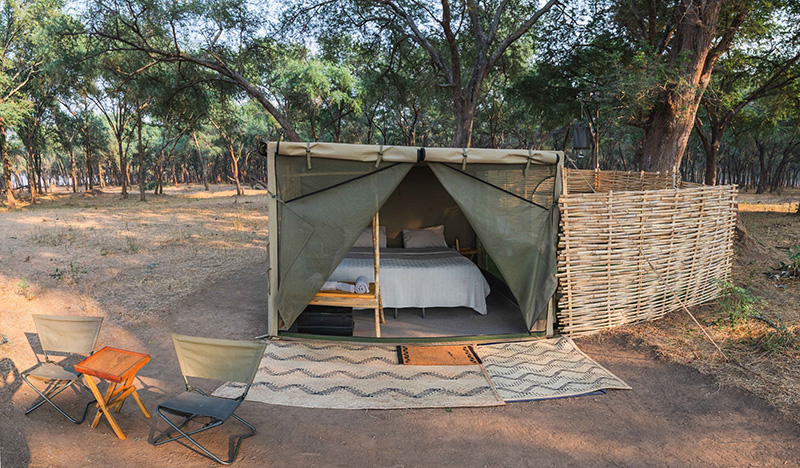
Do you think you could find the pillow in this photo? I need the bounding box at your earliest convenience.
[353,226,387,248]
[403,225,447,249]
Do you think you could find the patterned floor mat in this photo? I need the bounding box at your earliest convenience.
[213,341,505,409]
[476,337,631,402]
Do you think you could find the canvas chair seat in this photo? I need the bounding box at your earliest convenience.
[159,391,241,422]
[26,363,78,382]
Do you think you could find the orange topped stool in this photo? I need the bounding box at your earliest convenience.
[74,347,151,439]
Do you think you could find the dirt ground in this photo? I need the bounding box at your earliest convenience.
[622,188,800,426]
[1,185,799,468]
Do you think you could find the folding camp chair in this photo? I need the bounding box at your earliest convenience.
[22,314,103,424]
[153,334,267,465]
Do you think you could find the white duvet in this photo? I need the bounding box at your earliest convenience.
[328,247,491,314]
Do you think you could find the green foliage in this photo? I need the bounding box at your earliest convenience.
[0,0,799,195]
[789,247,800,269]
[124,235,140,253]
[49,261,85,284]
[16,277,32,300]
[770,246,800,280]
[715,280,763,327]
[753,318,797,354]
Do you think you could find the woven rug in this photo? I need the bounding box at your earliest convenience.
[476,337,631,402]
[397,345,482,366]
[213,341,504,410]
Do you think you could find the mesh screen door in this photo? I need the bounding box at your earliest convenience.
[429,162,559,331]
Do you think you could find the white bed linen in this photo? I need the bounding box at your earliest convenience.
[328,247,491,314]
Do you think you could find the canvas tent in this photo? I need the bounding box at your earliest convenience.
[265,141,564,338]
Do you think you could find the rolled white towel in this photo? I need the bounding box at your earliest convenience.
[354,276,369,294]
[322,281,355,293]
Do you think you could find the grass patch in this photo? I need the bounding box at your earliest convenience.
[28,225,78,246]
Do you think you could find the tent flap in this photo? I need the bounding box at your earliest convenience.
[428,163,559,331]
[276,161,413,327]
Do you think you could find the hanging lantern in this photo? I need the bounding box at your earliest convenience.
[573,124,591,150]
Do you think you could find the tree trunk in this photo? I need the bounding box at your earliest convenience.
[120,137,128,198]
[451,92,477,148]
[68,149,77,193]
[695,119,722,186]
[97,155,106,189]
[640,0,730,173]
[42,165,50,193]
[590,109,600,170]
[193,131,209,191]
[755,142,768,195]
[156,150,163,195]
[1,117,16,209]
[137,107,146,202]
[232,158,242,196]
[26,151,36,203]
[32,152,42,194]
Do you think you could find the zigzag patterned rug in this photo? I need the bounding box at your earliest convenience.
[213,341,505,409]
[476,338,631,402]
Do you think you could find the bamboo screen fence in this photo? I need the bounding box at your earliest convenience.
[556,169,737,336]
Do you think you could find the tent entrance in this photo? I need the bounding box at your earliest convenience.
[278,164,554,339]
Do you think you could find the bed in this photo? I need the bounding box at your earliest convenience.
[328,247,491,315]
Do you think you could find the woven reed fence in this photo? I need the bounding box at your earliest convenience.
[556,169,737,337]
[563,168,704,194]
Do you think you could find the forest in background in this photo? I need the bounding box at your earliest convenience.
[2,0,800,209]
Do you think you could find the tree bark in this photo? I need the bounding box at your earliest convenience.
[1,117,16,209]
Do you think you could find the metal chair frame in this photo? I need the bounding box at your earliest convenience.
[22,373,95,424]
[153,387,256,465]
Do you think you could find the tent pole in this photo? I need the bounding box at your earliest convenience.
[373,212,382,338]
[266,143,279,338]
[546,297,555,337]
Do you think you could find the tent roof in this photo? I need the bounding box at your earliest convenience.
[267,142,561,166]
